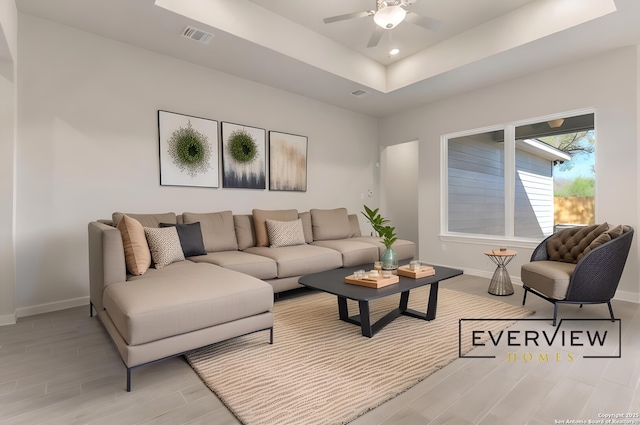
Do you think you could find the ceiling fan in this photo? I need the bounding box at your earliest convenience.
[323,0,443,48]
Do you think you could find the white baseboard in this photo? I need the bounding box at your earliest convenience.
[0,312,17,326]
[612,290,639,303]
[16,296,90,319]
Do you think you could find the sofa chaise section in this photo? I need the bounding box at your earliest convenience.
[88,218,274,391]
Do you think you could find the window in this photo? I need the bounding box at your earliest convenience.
[444,112,595,241]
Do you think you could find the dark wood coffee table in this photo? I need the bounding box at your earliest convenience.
[298,262,463,337]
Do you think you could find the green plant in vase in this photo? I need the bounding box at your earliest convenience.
[361,205,398,270]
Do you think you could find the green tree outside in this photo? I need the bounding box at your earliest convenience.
[554,177,595,197]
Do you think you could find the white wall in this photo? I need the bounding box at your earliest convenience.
[14,14,379,315]
[379,46,640,301]
[0,0,17,325]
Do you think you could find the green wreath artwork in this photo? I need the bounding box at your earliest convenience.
[167,120,212,178]
[228,129,259,163]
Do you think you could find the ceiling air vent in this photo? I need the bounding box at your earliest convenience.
[351,89,371,98]
[181,26,214,44]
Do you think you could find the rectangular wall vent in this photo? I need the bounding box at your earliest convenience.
[181,26,214,44]
[351,89,371,98]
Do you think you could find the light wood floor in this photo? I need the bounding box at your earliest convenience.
[1,274,639,424]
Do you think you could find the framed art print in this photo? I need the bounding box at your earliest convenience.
[158,110,219,188]
[221,122,266,189]
[269,131,308,192]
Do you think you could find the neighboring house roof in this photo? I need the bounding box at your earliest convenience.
[516,139,572,162]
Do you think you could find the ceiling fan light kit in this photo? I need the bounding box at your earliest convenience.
[374,4,407,29]
[322,0,441,48]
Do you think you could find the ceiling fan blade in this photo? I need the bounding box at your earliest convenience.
[404,11,443,31]
[323,11,372,24]
[366,26,385,48]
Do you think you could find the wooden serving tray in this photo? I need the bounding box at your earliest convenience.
[397,265,436,279]
[345,274,399,288]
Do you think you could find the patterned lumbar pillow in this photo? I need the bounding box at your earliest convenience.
[144,226,185,269]
[265,218,307,248]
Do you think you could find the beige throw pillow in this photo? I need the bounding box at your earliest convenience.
[144,227,185,269]
[266,219,307,248]
[117,215,151,276]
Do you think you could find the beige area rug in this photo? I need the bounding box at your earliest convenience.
[186,287,533,425]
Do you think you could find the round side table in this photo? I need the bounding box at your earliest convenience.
[484,249,517,296]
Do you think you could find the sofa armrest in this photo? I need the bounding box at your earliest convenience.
[88,221,127,313]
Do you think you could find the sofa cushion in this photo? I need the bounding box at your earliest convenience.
[188,251,278,280]
[117,215,151,276]
[266,218,306,248]
[113,212,177,228]
[521,260,576,300]
[310,208,351,241]
[252,209,299,247]
[182,211,238,252]
[348,214,362,237]
[144,227,185,269]
[546,223,608,263]
[245,245,342,278]
[234,214,257,250]
[311,239,379,267]
[298,211,314,243]
[104,261,273,346]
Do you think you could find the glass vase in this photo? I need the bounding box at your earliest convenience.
[381,248,398,270]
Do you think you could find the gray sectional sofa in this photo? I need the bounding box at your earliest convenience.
[88,208,415,391]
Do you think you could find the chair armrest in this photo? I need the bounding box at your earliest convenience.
[566,228,634,302]
[530,234,554,261]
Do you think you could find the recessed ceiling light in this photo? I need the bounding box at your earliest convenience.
[389,48,400,56]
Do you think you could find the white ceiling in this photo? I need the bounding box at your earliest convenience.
[13,0,640,117]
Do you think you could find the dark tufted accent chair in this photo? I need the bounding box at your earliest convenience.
[521,224,634,326]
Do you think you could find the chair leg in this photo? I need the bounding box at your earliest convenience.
[607,301,615,322]
[522,287,528,306]
[552,303,558,327]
